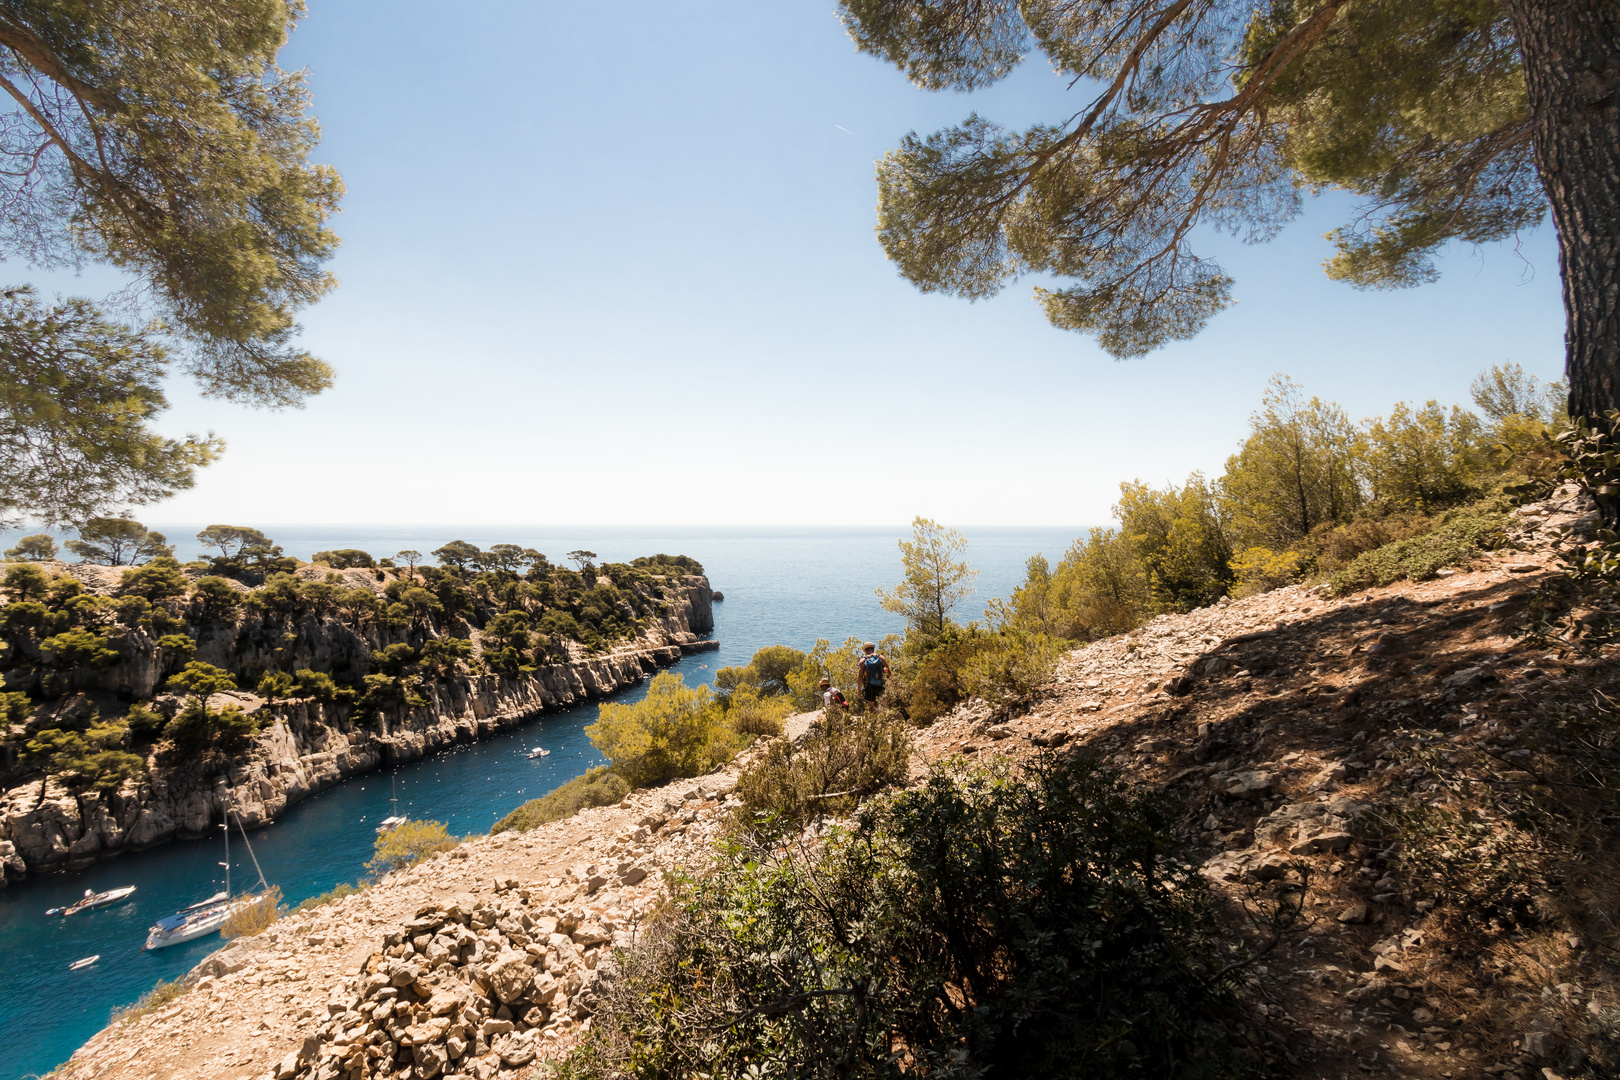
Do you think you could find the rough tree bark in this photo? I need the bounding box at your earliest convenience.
[1504,0,1620,424]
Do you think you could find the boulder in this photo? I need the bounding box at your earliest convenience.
[484,950,534,1005]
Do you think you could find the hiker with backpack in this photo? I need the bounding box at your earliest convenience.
[856,641,890,709]
[819,677,849,711]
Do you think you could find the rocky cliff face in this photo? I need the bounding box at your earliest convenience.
[0,578,715,883]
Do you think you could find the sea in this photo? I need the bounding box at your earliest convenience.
[0,525,1087,1078]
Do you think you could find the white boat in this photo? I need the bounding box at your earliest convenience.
[145,796,273,951]
[374,774,407,833]
[144,894,246,950]
[68,955,99,970]
[527,746,549,759]
[63,885,136,916]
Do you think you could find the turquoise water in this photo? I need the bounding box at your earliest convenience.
[0,526,1083,1078]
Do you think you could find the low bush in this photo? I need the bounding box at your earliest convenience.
[569,755,1263,1080]
[722,685,794,737]
[959,629,1065,713]
[1330,505,1511,594]
[490,766,630,834]
[111,976,190,1025]
[366,819,459,876]
[586,671,744,788]
[221,885,282,939]
[734,707,910,829]
[295,881,368,911]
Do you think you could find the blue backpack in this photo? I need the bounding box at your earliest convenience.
[862,654,886,686]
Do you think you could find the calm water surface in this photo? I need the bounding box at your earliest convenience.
[0,526,1084,1078]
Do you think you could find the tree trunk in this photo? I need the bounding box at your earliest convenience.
[1504,0,1620,424]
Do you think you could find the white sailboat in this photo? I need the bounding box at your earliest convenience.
[526,746,549,759]
[145,799,271,950]
[375,773,407,833]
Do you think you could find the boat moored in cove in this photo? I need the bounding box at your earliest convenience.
[527,746,550,758]
[62,885,136,916]
[68,955,99,970]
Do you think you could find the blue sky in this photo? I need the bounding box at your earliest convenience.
[44,2,1566,528]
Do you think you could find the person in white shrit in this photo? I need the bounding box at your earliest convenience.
[819,677,849,711]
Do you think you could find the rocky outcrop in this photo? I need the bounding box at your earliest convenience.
[0,579,716,882]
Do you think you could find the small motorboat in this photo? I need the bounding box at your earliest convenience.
[526,746,550,759]
[44,905,66,917]
[68,955,99,970]
[63,885,136,916]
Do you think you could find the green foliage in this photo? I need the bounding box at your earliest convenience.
[715,644,806,698]
[431,540,481,571]
[167,660,237,698]
[0,291,221,526]
[573,755,1259,1079]
[196,525,285,576]
[958,629,1064,712]
[1117,476,1234,611]
[23,726,144,791]
[877,516,978,639]
[191,576,243,619]
[294,881,368,912]
[735,708,911,828]
[366,820,458,876]
[155,635,196,675]
[124,703,166,742]
[587,671,743,789]
[256,670,295,702]
[1,690,30,725]
[419,636,472,676]
[1330,506,1511,593]
[5,533,57,561]
[723,685,796,737]
[111,976,190,1026]
[294,669,342,703]
[116,557,190,602]
[1230,546,1305,598]
[4,562,52,602]
[221,884,282,939]
[1222,375,1362,548]
[65,517,173,565]
[629,553,705,577]
[40,627,117,669]
[1359,400,1486,511]
[311,548,375,569]
[840,0,1536,363]
[491,766,632,834]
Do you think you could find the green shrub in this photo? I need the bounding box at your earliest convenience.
[111,976,190,1026]
[715,644,805,698]
[734,708,910,829]
[586,671,743,788]
[367,819,459,876]
[959,629,1066,712]
[490,766,631,834]
[570,756,1262,1080]
[1330,505,1512,593]
[723,685,795,737]
[311,548,375,569]
[295,881,368,911]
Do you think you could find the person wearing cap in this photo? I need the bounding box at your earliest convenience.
[819,677,849,711]
[856,641,890,708]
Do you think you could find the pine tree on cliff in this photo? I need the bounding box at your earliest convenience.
[0,2,344,526]
[840,0,1619,421]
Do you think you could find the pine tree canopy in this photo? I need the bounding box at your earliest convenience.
[840,0,1617,418]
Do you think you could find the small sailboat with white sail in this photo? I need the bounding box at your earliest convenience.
[145,798,272,950]
[375,773,407,833]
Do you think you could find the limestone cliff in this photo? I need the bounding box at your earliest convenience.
[0,574,715,883]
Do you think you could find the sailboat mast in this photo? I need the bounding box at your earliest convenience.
[222,812,230,897]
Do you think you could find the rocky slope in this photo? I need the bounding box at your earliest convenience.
[0,574,715,883]
[50,495,1608,1080]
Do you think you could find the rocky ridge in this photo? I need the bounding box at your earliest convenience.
[52,493,1607,1080]
[0,575,715,883]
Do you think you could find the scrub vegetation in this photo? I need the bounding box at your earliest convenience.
[0,531,707,795]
